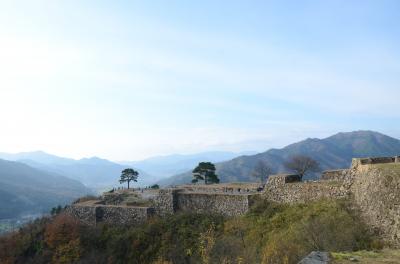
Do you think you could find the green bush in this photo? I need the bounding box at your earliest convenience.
[213,199,372,264]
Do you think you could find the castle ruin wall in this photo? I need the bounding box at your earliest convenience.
[321,169,350,181]
[264,181,350,203]
[66,204,154,226]
[350,162,400,245]
[97,206,154,226]
[150,189,179,217]
[65,205,97,226]
[174,192,253,217]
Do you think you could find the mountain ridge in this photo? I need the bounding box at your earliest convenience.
[159,130,400,186]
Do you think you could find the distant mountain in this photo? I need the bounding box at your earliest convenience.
[160,131,400,186]
[0,151,75,165]
[0,152,154,191]
[0,159,91,219]
[121,151,256,181]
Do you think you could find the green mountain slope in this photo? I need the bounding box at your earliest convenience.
[160,131,400,186]
[0,159,91,219]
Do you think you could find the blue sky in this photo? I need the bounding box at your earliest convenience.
[0,0,399,160]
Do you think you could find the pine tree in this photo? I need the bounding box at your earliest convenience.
[119,168,139,189]
[192,162,219,185]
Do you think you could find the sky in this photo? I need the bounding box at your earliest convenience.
[0,0,400,161]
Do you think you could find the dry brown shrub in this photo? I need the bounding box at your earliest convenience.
[44,213,81,249]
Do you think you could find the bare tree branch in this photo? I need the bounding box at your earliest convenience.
[284,155,320,180]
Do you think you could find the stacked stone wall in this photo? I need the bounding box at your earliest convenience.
[350,163,400,245]
[178,183,260,193]
[264,181,350,203]
[97,206,154,225]
[351,156,400,168]
[321,169,350,181]
[65,205,97,226]
[150,189,179,217]
[102,192,128,205]
[360,157,395,165]
[66,205,154,226]
[175,192,253,217]
[267,174,301,187]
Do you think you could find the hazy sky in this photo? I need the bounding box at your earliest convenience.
[1,0,400,160]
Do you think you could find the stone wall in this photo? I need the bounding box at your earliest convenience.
[66,204,154,226]
[264,181,350,204]
[264,172,351,203]
[97,206,154,225]
[321,169,350,181]
[150,189,179,217]
[263,157,400,206]
[359,157,396,165]
[102,192,127,205]
[267,174,301,187]
[351,156,400,167]
[67,189,257,224]
[177,183,260,193]
[262,158,400,245]
[65,205,97,226]
[350,163,400,245]
[149,189,256,217]
[174,192,255,217]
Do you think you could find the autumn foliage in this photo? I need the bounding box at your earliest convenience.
[45,214,80,248]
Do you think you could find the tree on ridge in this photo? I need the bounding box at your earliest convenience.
[192,162,219,185]
[284,155,320,180]
[119,168,139,189]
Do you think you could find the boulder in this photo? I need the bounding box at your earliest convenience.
[298,251,331,264]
